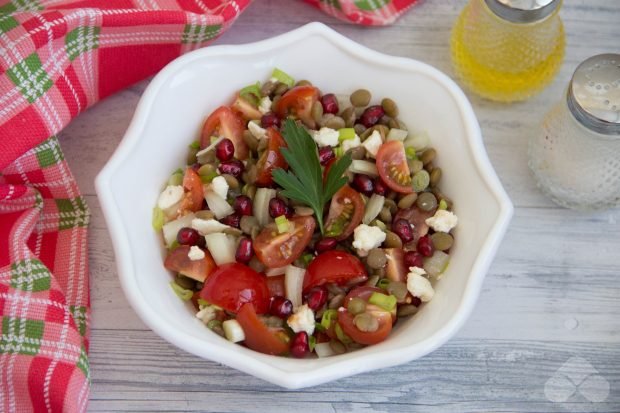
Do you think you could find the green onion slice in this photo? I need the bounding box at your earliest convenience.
[368,292,397,312]
[275,215,290,234]
[170,281,193,301]
[271,68,295,87]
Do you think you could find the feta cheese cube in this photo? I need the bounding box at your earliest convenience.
[352,224,386,256]
[248,121,267,140]
[362,130,383,158]
[258,96,272,114]
[286,304,315,335]
[188,246,205,261]
[211,175,229,200]
[223,319,245,343]
[406,267,434,302]
[312,127,339,147]
[425,210,458,233]
[157,185,183,210]
[341,135,361,153]
[191,218,232,235]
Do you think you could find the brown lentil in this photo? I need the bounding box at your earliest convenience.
[341,106,356,127]
[175,274,196,290]
[416,192,437,212]
[195,210,215,220]
[367,248,387,269]
[274,82,289,96]
[296,79,312,87]
[353,123,367,135]
[222,174,239,189]
[243,130,259,151]
[397,304,419,317]
[378,206,392,223]
[260,81,276,96]
[311,101,323,124]
[328,294,345,309]
[330,340,347,355]
[430,167,442,187]
[384,198,398,214]
[350,146,366,160]
[347,297,366,315]
[242,184,257,199]
[324,115,346,130]
[384,230,403,248]
[397,193,418,209]
[365,275,380,287]
[381,98,399,118]
[421,148,436,166]
[431,232,454,251]
[408,159,424,174]
[350,89,371,107]
[240,215,259,236]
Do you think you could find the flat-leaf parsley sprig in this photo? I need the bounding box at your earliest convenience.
[272,119,352,235]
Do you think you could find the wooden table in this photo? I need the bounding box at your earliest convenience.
[58,1,620,411]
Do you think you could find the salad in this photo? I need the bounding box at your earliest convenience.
[153,69,458,358]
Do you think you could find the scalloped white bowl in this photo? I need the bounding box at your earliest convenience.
[96,22,513,389]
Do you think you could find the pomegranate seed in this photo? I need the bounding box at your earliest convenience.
[177,227,203,247]
[404,251,424,268]
[190,163,201,172]
[290,332,310,358]
[220,213,241,228]
[315,237,337,253]
[218,159,244,178]
[269,198,288,218]
[215,138,235,162]
[233,195,253,216]
[411,296,422,307]
[320,93,339,115]
[261,112,281,129]
[235,237,253,264]
[352,174,374,196]
[318,146,335,166]
[360,105,385,128]
[270,296,293,319]
[417,235,434,257]
[304,286,328,311]
[373,178,388,196]
[392,218,413,243]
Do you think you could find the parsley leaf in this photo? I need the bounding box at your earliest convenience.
[272,119,352,234]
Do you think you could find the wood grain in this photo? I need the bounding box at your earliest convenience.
[55,0,620,411]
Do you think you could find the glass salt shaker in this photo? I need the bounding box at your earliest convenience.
[528,54,620,210]
[451,0,565,102]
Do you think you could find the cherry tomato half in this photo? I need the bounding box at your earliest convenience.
[164,245,216,283]
[200,263,270,314]
[236,303,290,355]
[274,86,320,129]
[255,127,288,187]
[304,250,367,291]
[178,167,204,215]
[254,215,316,268]
[201,106,248,160]
[375,140,413,194]
[337,306,392,345]
[324,185,364,241]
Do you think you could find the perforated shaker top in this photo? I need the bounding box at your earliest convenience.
[485,0,560,23]
[568,53,620,135]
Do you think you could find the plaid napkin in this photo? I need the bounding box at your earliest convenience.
[0,0,417,411]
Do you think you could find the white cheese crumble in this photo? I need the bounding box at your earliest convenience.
[406,266,434,302]
[286,304,315,335]
[352,224,386,256]
[362,130,383,158]
[188,246,205,261]
[258,96,272,114]
[311,127,339,147]
[341,135,361,153]
[196,306,217,324]
[248,121,267,140]
[157,185,183,210]
[425,210,458,233]
[211,175,229,200]
[191,218,232,235]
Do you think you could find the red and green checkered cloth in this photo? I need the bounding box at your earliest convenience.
[0,0,418,411]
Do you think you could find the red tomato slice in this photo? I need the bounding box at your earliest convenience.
[236,303,290,355]
[392,206,435,246]
[384,248,407,282]
[254,215,315,268]
[164,245,216,283]
[337,306,392,345]
[200,263,270,314]
[255,127,288,187]
[324,185,364,241]
[376,140,413,194]
[304,250,367,291]
[178,167,204,214]
[201,106,248,160]
[231,94,262,121]
[266,274,285,298]
[273,85,319,129]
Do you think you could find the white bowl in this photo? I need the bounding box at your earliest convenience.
[96,22,513,389]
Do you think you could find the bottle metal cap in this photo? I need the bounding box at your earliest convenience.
[568,54,620,136]
[485,0,560,23]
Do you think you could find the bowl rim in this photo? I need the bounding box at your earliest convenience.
[95,21,514,389]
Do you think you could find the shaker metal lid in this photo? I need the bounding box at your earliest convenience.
[484,0,560,23]
[568,53,620,135]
